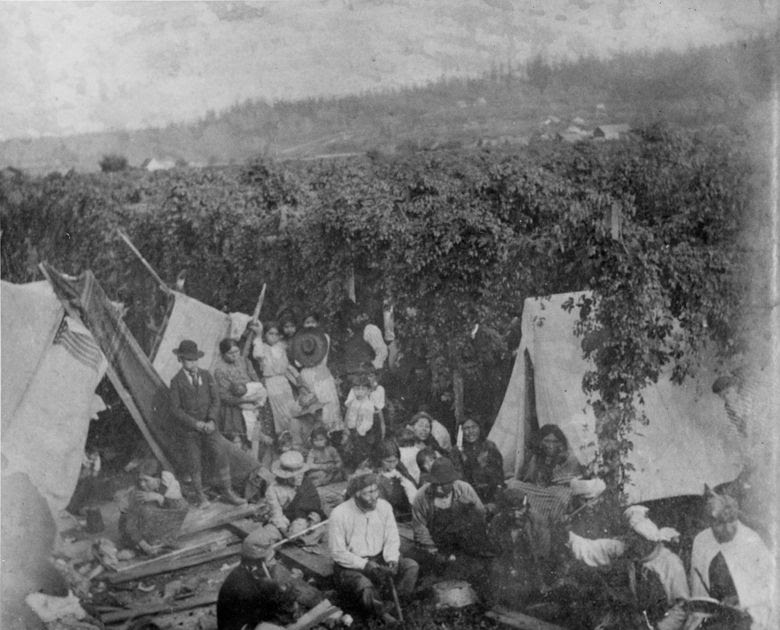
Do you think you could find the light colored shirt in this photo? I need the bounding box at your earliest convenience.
[345,395,375,436]
[643,544,689,604]
[690,522,775,630]
[266,482,296,531]
[568,531,624,567]
[363,324,388,370]
[328,497,400,570]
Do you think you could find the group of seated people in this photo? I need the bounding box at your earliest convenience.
[118,315,774,630]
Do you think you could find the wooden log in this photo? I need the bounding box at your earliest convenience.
[102,593,217,625]
[485,605,566,630]
[107,544,241,584]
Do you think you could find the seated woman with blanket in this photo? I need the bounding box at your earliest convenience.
[118,460,188,555]
[512,424,586,584]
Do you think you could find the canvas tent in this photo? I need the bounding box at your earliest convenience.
[1,280,107,515]
[488,291,745,504]
[151,290,251,385]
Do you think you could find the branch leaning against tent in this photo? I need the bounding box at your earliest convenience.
[242,283,267,358]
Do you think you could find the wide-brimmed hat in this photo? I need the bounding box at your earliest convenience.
[271,450,310,478]
[290,328,328,368]
[429,458,458,485]
[172,339,204,360]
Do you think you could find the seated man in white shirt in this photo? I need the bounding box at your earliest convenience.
[328,472,418,623]
[690,491,775,630]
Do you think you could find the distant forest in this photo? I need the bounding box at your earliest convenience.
[1,33,775,174]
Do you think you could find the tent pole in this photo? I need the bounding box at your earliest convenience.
[103,361,174,471]
[116,228,171,293]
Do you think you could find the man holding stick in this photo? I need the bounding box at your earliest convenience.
[329,472,418,623]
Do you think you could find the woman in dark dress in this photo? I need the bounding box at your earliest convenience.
[451,417,504,504]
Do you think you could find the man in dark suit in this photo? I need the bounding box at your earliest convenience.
[169,340,246,507]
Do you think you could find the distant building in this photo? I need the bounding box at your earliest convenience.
[593,124,631,140]
[557,125,590,143]
[141,157,177,171]
[572,116,586,125]
[596,103,607,112]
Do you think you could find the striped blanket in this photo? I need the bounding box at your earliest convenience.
[506,480,573,522]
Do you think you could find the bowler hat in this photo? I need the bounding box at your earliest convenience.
[429,458,458,485]
[172,339,204,360]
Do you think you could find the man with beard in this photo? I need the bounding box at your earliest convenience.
[689,491,775,630]
[328,472,418,623]
[411,458,497,599]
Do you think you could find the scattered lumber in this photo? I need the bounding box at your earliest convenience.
[276,544,333,580]
[178,502,263,537]
[101,592,217,624]
[107,543,241,584]
[286,599,341,630]
[114,528,237,575]
[485,605,566,630]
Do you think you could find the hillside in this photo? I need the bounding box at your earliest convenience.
[1,34,774,174]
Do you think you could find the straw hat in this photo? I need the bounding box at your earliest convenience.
[271,450,310,478]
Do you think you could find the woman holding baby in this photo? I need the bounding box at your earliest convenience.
[213,338,275,462]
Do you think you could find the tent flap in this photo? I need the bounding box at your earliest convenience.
[488,292,743,503]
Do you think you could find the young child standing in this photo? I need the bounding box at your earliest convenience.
[305,426,344,487]
[343,374,378,468]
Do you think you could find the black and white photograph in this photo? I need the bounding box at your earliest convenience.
[1,2,778,629]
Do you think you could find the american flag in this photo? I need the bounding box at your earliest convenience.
[53,317,102,372]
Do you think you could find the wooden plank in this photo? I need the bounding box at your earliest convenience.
[107,544,241,584]
[102,593,217,625]
[178,502,263,536]
[277,545,333,580]
[113,529,238,575]
[485,605,566,630]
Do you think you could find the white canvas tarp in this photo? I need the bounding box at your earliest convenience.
[152,290,251,385]
[488,292,744,504]
[1,281,107,514]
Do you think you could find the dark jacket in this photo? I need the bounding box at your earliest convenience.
[217,562,296,630]
[169,368,221,432]
[451,439,505,503]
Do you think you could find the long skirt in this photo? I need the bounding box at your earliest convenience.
[300,365,343,432]
[265,375,302,445]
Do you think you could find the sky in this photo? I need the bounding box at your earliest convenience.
[1,0,775,140]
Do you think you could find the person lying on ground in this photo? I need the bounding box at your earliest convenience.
[451,416,504,505]
[689,489,776,630]
[169,339,247,507]
[328,472,418,624]
[373,438,418,518]
[118,460,188,555]
[265,450,325,542]
[305,425,344,487]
